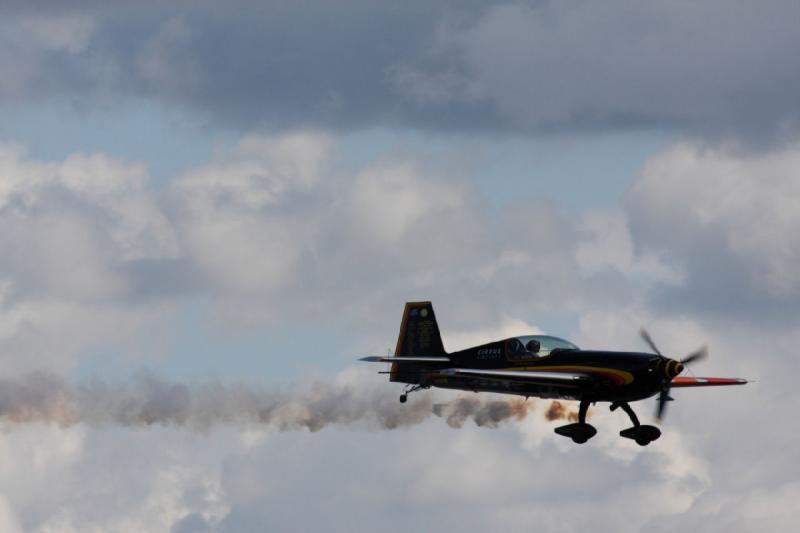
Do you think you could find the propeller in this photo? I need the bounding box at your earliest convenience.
[655,386,671,421]
[639,327,663,357]
[639,327,708,422]
[681,345,708,366]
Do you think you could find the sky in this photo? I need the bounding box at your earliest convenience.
[1,1,799,531]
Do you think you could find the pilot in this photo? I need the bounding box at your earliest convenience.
[525,339,541,354]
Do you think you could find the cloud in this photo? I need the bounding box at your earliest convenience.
[17,13,94,54]
[165,131,608,330]
[574,210,680,283]
[171,133,333,296]
[2,1,799,142]
[0,366,719,533]
[649,481,800,533]
[625,140,800,318]
[0,498,23,533]
[9,130,794,374]
[2,132,800,532]
[0,133,607,371]
[394,0,800,142]
[348,161,466,243]
[0,426,229,532]
[0,12,95,101]
[5,130,797,370]
[0,143,179,373]
[209,404,713,533]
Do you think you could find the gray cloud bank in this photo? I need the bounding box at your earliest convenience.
[3,0,800,141]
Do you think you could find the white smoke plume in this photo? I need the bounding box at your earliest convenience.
[0,371,581,432]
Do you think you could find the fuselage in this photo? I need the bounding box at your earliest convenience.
[427,340,671,403]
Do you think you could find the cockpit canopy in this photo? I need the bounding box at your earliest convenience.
[506,335,579,360]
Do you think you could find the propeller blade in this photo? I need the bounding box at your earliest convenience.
[681,345,708,366]
[639,327,663,356]
[656,386,671,422]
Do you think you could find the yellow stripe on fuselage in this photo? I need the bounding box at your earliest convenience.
[504,365,635,385]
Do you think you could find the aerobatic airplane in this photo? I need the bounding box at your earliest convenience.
[361,302,747,445]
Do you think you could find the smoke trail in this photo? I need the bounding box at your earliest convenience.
[0,371,573,431]
[432,397,532,428]
[544,400,581,422]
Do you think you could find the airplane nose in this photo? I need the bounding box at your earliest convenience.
[665,358,684,378]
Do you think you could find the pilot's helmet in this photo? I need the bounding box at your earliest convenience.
[525,339,541,353]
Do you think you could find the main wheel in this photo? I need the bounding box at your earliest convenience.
[399,394,407,403]
[572,436,588,444]
[636,437,650,446]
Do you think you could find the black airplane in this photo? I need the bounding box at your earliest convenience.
[361,302,747,445]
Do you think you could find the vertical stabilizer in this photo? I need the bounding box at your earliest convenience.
[390,302,447,383]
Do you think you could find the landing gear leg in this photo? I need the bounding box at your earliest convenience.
[554,399,597,444]
[611,401,640,426]
[578,398,590,425]
[612,401,661,446]
[399,384,427,403]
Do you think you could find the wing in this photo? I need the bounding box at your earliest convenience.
[360,356,450,363]
[670,377,747,387]
[438,368,590,387]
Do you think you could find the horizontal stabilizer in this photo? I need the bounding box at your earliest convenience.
[670,377,747,387]
[360,356,450,363]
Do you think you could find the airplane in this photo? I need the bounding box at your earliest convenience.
[361,302,747,445]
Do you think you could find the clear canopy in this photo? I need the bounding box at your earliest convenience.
[506,335,579,359]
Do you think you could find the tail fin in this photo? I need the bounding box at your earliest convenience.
[390,301,447,383]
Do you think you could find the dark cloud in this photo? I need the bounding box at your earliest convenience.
[3,1,800,142]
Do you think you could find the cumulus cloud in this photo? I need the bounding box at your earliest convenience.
[208,400,716,533]
[626,141,800,317]
[0,133,610,370]
[172,133,333,295]
[0,414,714,533]
[9,130,793,373]
[0,425,230,532]
[0,143,179,373]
